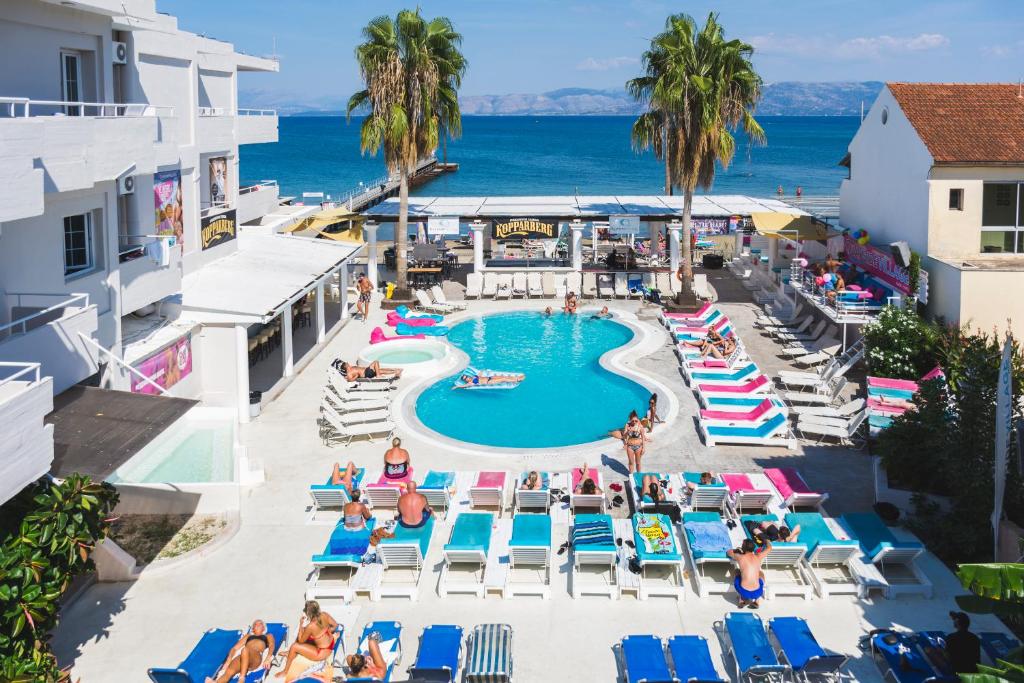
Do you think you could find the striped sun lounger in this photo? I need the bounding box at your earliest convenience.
[571,513,618,598]
[465,623,513,683]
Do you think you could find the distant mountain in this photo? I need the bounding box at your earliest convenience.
[241,81,884,117]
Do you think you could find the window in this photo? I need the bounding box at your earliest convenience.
[60,51,82,116]
[980,182,1024,253]
[63,213,93,276]
[948,188,963,211]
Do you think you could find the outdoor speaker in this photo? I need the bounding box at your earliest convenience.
[890,241,911,268]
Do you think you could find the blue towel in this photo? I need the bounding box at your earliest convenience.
[572,519,613,547]
[328,518,376,556]
[421,470,455,489]
[686,521,732,553]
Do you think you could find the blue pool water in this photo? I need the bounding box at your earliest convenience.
[414,311,652,448]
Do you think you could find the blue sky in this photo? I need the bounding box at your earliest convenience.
[163,0,1024,102]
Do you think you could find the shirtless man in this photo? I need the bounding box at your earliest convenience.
[356,273,373,321]
[590,306,611,319]
[396,481,432,528]
[727,538,770,608]
[338,360,402,381]
[208,620,275,683]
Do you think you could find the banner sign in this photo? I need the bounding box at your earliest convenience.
[201,209,237,250]
[609,215,641,235]
[427,216,460,236]
[493,217,559,240]
[131,334,192,395]
[209,157,228,204]
[843,234,913,295]
[993,338,1013,556]
[691,217,731,235]
[154,169,184,248]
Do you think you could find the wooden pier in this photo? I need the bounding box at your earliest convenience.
[344,157,458,212]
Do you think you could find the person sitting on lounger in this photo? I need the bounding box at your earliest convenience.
[343,490,371,531]
[521,471,543,490]
[382,437,412,486]
[338,360,402,381]
[686,471,717,493]
[208,620,275,683]
[564,291,578,314]
[590,306,611,319]
[728,538,770,608]
[275,601,339,680]
[331,461,359,493]
[641,475,665,503]
[574,463,602,495]
[346,633,388,680]
[397,481,432,528]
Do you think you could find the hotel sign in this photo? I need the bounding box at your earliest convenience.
[493,217,558,240]
[201,209,237,250]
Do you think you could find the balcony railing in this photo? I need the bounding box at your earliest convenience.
[200,201,232,218]
[238,108,276,116]
[0,97,174,118]
[0,361,41,389]
[0,293,89,339]
[239,180,278,195]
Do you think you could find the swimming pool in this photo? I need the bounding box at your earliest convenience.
[359,339,452,378]
[414,311,652,448]
[108,416,235,484]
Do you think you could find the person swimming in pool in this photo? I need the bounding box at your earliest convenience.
[728,538,771,608]
[397,481,432,528]
[208,620,275,683]
[590,306,611,319]
[543,306,553,316]
[455,371,524,388]
[564,291,578,314]
[338,360,402,382]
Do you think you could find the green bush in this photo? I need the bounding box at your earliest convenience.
[862,303,939,379]
[0,475,118,682]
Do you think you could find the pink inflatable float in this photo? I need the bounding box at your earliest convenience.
[370,326,424,343]
[386,311,436,327]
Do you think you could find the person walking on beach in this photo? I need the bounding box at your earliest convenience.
[795,186,803,198]
[356,274,373,321]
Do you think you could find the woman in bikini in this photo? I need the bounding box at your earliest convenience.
[330,461,359,493]
[641,476,666,504]
[563,291,578,314]
[276,601,339,680]
[573,463,602,495]
[622,412,647,473]
[521,471,542,490]
[645,393,660,433]
[382,437,412,488]
[338,360,402,382]
[346,633,388,680]
[342,490,371,531]
[209,620,275,683]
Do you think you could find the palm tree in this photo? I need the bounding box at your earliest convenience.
[348,10,467,298]
[630,13,765,300]
[627,78,673,195]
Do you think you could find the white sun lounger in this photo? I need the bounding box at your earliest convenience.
[415,289,449,314]
[566,271,582,297]
[796,411,866,446]
[469,471,508,516]
[681,511,738,598]
[598,273,615,298]
[776,320,828,343]
[582,272,598,298]
[655,272,672,296]
[783,378,848,406]
[791,398,866,420]
[541,271,556,297]
[440,512,495,598]
[693,273,713,300]
[431,285,466,311]
[482,272,498,298]
[320,407,395,446]
[465,272,483,299]
[513,471,551,514]
[553,273,567,299]
[510,272,527,298]
[527,272,543,297]
[767,314,812,337]
[569,469,606,513]
[495,273,513,299]
[375,517,435,601]
[319,399,390,425]
[570,513,619,598]
[736,513,812,599]
[613,272,629,298]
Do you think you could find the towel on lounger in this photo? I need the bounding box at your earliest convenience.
[284,652,333,682]
[635,514,674,555]
[329,525,373,556]
[572,519,614,547]
[685,521,732,553]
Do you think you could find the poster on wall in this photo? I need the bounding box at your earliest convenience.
[427,216,460,236]
[154,169,184,249]
[690,217,731,235]
[201,209,236,250]
[130,334,192,395]
[209,157,228,204]
[492,217,559,240]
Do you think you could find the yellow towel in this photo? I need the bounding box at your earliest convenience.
[283,652,333,683]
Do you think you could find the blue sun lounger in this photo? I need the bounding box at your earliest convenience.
[513,471,551,513]
[865,629,956,683]
[782,512,860,598]
[465,623,513,683]
[441,512,494,597]
[377,517,436,600]
[419,470,456,519]
[688,364,760,383]
[348,621,403,683]
[147,623,288,683]
[407,624,464,682]
[619,635,676,683]
[719,612,790,682]
[768,617,846,681]
[840,512,931,598]
[291,625,344,683]
[633,472,673,510]
[507,513,552,598]
[737,514,811,598]
[667,636,724,683]
[571,513,618,598]
[312,518,376,566]
[309,468,366,509]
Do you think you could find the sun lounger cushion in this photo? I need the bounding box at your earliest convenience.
[572,514,614,549]
[782,512,854,556]
[840,512,922,559]
[324,518,376,559]
[509,514,551,548]
[868,385,916,400]
[572,468,599,490]
[421,470,456,490]
[769,617,827,672]
[668,635,723,683]
[867,376,919,391]
[445,513,493,555]
[722,474,757,493]
[410,625,463,681]
[475,471,507,488]
[370,469,415,488]
[683,472,726,487]
[698,375,769,394]
[621,635,672,682]
[633,513,680,560]
[683,512,731,560]
[381,516,435,556]
[726,612,779,672]
[763,468,814,502]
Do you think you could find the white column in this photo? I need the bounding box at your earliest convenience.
[768,237,780,273]
[281,310,294,377]
[364,221,379,287]
[339,261,350,320]
[570,221,585,271]
[471,221,485,273]
[315,281,326,342]
[649,220,661,256]
[235,324,251,424]
[667,221,682,274]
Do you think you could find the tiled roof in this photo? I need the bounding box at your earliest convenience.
[887,83,1024,164]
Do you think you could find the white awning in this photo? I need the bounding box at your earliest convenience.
[180,234,360,324]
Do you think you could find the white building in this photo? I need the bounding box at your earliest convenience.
[0,0,360,505]
[840,82,1024,338]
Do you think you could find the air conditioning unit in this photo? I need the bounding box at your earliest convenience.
[117,175,135,195]
[112,41,128,65]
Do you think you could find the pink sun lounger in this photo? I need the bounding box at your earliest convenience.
[662,302,713,319]
[763,467,828,509]
[700,398,776,422]
[867,397,910,415]
[469,471,508,516]
[722,473,774,513]
[696,374,770,395]
[867,376,919,391]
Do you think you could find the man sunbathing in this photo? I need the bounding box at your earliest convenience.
[397,481,432,528]
[337,360,402,381]
[728,538,770,608]
[208,620,275,683]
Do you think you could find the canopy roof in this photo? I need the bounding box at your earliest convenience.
[750,212,840,241]
[363,195,806,221]
[285,207,364,243]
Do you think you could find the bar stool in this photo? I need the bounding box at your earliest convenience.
[248,337,259,366]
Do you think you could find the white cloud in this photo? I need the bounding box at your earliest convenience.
[751,32,950,60]
[576,56,640,71]
[981,41,1024,58]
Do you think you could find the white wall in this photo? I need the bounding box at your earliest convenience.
[839,87,934,255]
[198,324,241,409]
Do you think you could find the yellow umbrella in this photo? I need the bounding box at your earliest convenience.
[749,212,839,241]
[285,207,365,244]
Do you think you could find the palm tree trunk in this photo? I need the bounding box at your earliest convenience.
[442,135,448,165]
[679,186,695,298]
[395,168,410,298]
[663,125,672,196]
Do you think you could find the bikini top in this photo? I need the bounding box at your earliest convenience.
[246,633,268,648]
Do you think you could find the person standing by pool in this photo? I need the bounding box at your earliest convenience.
[622,412,647,473]
[356,273,373,321]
